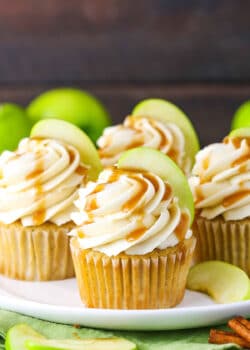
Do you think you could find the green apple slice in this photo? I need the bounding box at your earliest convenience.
[187,261,250,303]
[5,324,45,350]
[117,147,194,223]
[31,119,102,180]
[26,338,137,350]
[132,98,200,166]
[231,100,250,130]
[229,127,250,139]
[27,88,111,142]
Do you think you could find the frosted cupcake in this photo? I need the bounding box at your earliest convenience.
[189,128,250,275]
[97,99,199,175]
[70,147,196,309]
[0,119,102,281]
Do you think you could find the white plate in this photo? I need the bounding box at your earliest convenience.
[0,275,249,331]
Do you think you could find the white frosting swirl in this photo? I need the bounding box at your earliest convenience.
[189,137,250,220]
[0,137,88,226]
[71,167,192,256]
[97,116,191,174]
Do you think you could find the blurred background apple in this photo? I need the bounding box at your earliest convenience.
[0,104,32,152]
[27,88,111,143]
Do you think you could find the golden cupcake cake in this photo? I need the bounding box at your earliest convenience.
[189,127,250,275]
[0,119,102,281]
[70,147,196,309]
[97,98,199,175]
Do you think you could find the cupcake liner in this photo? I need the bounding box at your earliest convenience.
[193,216,250,275]
[70,236,196,309]
[0,221,75,281]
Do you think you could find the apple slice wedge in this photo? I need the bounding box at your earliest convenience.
[187,261,250,303]
[31,119,102,181]
[231,101,250,131]
[229,127,250,139]
[25,337,137,350]
[132,98,200,167]
[5,324,45,350]
[117,147,194,223]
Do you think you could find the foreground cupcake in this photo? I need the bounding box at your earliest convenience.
[97,99,199,175]
[189,128,250,275]
[70,147,196,309]
[0,119,102,281]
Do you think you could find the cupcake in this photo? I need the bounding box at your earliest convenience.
[97,98,199,175]
[189,127,250,275]
[70,147,196,309]
[0,119,102,281]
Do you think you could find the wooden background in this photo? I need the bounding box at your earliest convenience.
[0,0,250,145]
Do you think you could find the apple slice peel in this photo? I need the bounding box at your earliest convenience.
[132,98,200,167]
[31,119,102,181]
[187,261,250,304]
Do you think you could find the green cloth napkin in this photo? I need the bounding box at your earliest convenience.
[0,309,240,350]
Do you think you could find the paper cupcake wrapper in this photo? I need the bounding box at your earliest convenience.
[0,221,75,281]
[193,216,250,275]
[70,236,196,309]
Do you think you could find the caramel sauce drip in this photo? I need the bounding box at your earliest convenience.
[28,150,46,225]
[91,184,105,194]
[175,212,190,241]
[223,136,250,148]
[126,227,146,242]
[151,120,169,148]
[77,231,85,238]
[30,136,46,142]
[195,187,204,204]
[203,156,210,170]
[232,155,250,167]
[33,209,46,225]
[239,163,248,174]
[143,173,159,192]
[163,183,172,200]
[168,149,178,162]
[85,197,98,211]
[76,165,87,176]
[122,175,148,212]
[223,190,250,207]
[68,149,76,164]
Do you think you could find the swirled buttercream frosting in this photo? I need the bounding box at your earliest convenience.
[97,116,191,174]
[0,137,88,226]
[71,167,192,256]
[189,136,250,220]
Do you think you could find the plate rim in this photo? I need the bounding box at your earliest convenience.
[1,280,250,330]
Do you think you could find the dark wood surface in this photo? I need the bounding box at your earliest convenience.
[0,1,249,144]
[2,83,250,146]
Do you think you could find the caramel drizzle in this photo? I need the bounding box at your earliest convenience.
[150,120,169,149]
[77,230,85,238]
[195,187,205,204]
[167,149,178,163]
[223,190,250,207]
[122,175,148,212]
[232,156,249,167]
[28,150,46,225]
[126,227,146,242]
[175,212,190,241]
[82,167,176,243]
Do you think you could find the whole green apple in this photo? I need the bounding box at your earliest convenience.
[231,100,250,130]
[27,88,111,142]
[0,103,32,153]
